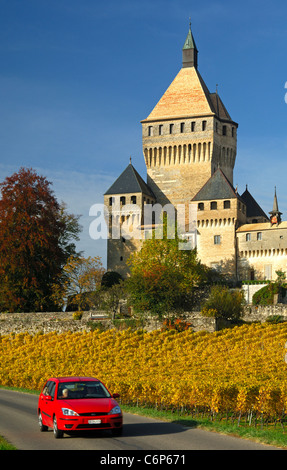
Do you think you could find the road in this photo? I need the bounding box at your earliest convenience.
[0,389,281,452]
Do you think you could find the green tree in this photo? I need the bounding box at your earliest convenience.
[0,167,81,312]
[126,236,210,319]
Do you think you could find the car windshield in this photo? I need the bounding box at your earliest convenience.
[57,381,111,399]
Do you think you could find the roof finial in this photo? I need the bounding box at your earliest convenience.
[129,156,132,164]
[182,19,198,69]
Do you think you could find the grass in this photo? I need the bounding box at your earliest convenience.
[121,404,287,449]
[0,435,17,450]
[0,385,286,449]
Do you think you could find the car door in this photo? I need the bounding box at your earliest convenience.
[40,380,56,427]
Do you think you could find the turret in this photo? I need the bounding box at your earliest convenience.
[182,23,198,69]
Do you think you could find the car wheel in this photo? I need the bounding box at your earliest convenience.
[38,411,48,432]
[53,416,64,439]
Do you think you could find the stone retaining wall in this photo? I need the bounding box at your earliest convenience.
[1,306,287,336]
[0,311,216,335]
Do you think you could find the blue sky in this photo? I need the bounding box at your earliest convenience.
[0,0,286,266]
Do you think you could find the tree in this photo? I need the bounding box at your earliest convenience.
[126,236,210,319]
[100,281,126,320]
[101,271,123,289]
[201,285,244,322]
[53,256,105,312]
[0,167,81,312]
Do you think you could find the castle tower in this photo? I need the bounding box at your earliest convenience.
[104,161,156,276]
[141,25,238,209]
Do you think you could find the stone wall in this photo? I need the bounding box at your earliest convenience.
[0,312,97,336]
[0,311,217,335]
[2,306,286,337]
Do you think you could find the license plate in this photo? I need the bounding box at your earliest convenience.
[88,419,101,424]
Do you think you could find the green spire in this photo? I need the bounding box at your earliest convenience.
[183,23,197,51]
[182,22,198,68]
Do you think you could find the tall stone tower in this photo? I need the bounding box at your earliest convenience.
[141,25,238,209]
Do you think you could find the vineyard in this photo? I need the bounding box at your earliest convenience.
[1,323,287,428]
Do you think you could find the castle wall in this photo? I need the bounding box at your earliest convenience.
[142,116,237,207]
[237,223,287,280]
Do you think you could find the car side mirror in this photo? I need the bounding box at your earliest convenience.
[112,393,120,399]
[45,395,53,401]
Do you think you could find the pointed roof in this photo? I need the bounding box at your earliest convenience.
[142,27,237,124]
[144,66,217,121]
[143,61,237,123]
[192,169,239,201]
[104,163,154,197]
[183,25,198,51]
[269,187,282,216]
[182,23,198,69]
[240,186,269,220]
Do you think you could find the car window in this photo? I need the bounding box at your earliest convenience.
[49,381,56,399]
[42,380,56,399]
[57,381,111,399]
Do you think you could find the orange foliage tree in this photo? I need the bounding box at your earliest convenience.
[0,168,81,312]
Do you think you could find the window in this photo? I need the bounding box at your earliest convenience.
[246,233,251,241]
[202,120,207,131]
[120,196,126,206]
[180,122,185,133]
[131,195,137,204]
[159,125,163,135]
[198,203,204,211]
[222,125,227,136]
[109,197,114,206]
[214,235,221,245]
[257,232,262,241]
[191,121,196,132]
[210,201,217,210]
[169,123,174,134]
[148,126,153,136]
[224,200,230,209]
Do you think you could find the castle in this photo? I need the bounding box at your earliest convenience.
[104,25,287,282]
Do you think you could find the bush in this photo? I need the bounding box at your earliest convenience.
[252,283,279,306]
[73,311,83,320]
[161,317,192,332]
[201,285,244,322]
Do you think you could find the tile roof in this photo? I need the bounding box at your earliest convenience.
[104,163,154,197]
[236,221,287,233]
[143,66,237,124]
[192,168,239,201]
[240,188,269,220]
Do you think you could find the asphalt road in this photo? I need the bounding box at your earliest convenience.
[0,389,281,452]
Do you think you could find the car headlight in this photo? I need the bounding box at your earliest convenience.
[108,405,121,415]
[61,408,79,416]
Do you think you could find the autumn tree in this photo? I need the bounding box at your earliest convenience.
[126,236,211,319]
[0,167,81,312]
[53,256,105,312]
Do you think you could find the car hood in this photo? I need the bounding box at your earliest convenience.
[60,397,119,414]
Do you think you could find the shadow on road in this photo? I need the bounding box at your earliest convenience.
[61,418,198,439]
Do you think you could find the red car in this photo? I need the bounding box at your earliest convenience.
[37,376,123,438]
